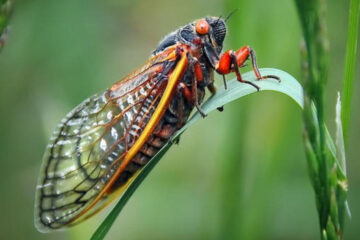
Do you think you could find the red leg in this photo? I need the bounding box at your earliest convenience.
[194,60,203,83]
[244,47,280,81]
[178,57,207,117]
[216,46,280,91]
[217,49,261,91]
[191,70,207,117]
[191,57,207,117]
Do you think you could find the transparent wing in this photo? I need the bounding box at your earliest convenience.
[34,59,172,232]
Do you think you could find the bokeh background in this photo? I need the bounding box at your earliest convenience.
[0,0,358,239]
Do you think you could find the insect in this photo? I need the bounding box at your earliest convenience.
[34,16,279,232]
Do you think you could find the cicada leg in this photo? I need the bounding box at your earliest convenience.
[216,46,281,91]
[178,57,207,118]
[191,58,207,117]
[205,71,224,112]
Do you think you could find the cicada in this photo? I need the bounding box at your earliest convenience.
[34,16,279,232]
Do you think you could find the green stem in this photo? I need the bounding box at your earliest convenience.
[295,0,349,239]
[341,0,360,146]
[295,0,329,230]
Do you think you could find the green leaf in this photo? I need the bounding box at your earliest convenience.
[90,68,304,240]
[341,0,360,146]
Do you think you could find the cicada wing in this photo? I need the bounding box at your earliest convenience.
[34,67,167,232]
[34,92,123,231]
[34,45,187,232]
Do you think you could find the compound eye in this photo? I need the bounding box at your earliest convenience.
[195,19,209,35]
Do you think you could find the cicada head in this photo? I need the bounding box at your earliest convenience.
[153,16,226,57]
[198,17,226,54]
[181,16,227,55]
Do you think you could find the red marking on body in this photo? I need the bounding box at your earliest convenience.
[193,36,201,45]
[179,82,193,103]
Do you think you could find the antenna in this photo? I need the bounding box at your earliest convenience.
[224,8,239,22]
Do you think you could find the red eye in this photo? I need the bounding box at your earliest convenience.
[195,19,209,35]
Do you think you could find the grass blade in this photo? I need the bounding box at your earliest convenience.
[341,0,360,146]
[90,68,303,240]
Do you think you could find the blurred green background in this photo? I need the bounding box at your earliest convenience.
[0,0,358,239]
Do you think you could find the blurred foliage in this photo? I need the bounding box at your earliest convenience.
[0,1,359,240]
[0,0,13,51]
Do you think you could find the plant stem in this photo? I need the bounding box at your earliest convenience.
[341,0,360,147]
[295,0,349,239]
